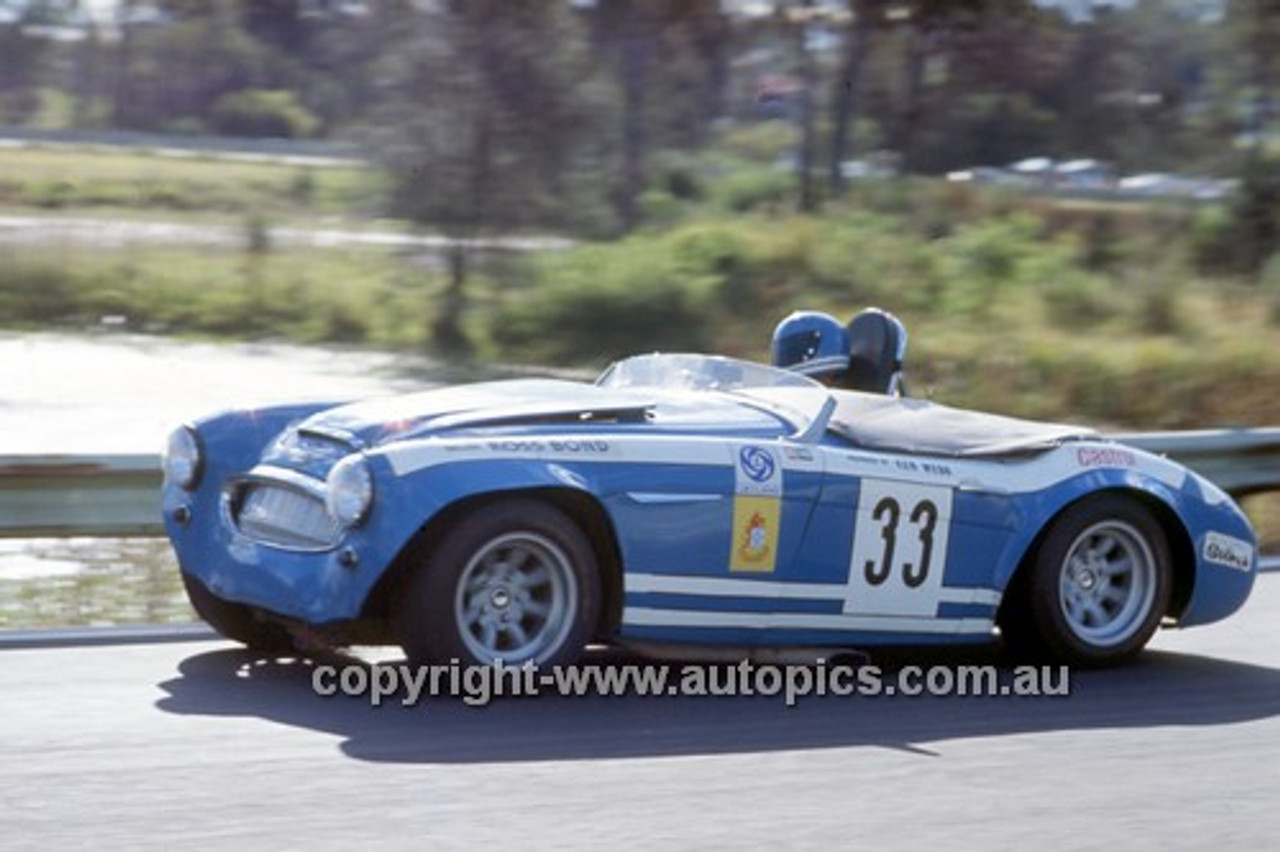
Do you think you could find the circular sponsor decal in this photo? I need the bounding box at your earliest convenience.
[739,446,776,483]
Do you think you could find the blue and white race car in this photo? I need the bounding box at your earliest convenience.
[162,348,1258,668]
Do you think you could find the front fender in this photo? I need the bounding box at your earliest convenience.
[335,453,609,618]
[182,401,349,477]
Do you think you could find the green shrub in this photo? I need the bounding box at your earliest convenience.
[1189,205,1238,274]
[19,180,76,209]
[1229,155,1279,276]
[638,188,685,228]
[1188,157,1279,277]
[715,122,796,163]
[650,150,706,202]
[934,215,1039,315]
[908,180,983,240]
[849,176,915,218]
[1262,253,1280,325]
[1078,211,1126,271]
[712,167,793,213]
[244,214,273,254]
[668,222,759,314]
[0,258,81,323]
[1040,268,1118,330]
[320,301,370,343]
[289,169,317,205]
[492,242,713,365]
[209,89,321,139]
[1133,274,1184,336]
[494,276,711,365]
[1113,341,1204,426]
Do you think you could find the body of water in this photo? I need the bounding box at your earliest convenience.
[1,332,429,626]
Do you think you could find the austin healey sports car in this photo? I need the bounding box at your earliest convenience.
[162,351,1258,668]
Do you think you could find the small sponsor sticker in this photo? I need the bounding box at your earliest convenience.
[731,444,782,573]
[1203,531,1254,573]
[739,445,776,482]
[735,445,781,496]
[483,439,612,454]
[1077,447,1137,468]
[730,495,780,573]
[782,446,815,463]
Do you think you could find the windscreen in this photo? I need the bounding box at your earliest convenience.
[597,353,822,393]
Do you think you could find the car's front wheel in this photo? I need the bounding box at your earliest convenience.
[395,499,601,667]
[1000,494,1171,667]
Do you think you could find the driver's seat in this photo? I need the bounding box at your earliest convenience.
[845,308,907,395]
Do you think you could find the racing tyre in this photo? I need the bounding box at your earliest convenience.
[395,499,601,667]
[1002,494,1171,667]
[181,572,295,652]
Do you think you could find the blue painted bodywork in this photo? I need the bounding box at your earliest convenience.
[162,356,1258,650]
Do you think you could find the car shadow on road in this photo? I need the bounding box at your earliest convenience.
[154,642,1280,764]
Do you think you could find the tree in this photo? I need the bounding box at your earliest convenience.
[1220,0,1278,147]
[793,0,819,212]
[887,0,1067,173]
[240,0,310,55]
[585,0,731,230]
[827,0,877,196]
[369,1,613,356]
[811,0,1067,180]
[112,3,272,131]
[1187,1,1277,276]
[0,21,48,124]
[288,3,399,134]
[589,0,655,233]
[236,0,392,135]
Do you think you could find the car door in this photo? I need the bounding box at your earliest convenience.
[607,433,831,646]
[839,469,956,618]
[608,437,824,581]
[795,443,977,631]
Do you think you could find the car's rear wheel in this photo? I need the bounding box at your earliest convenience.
[181,572,295,652]
[395,499,600,667]
[1000,494,1171,666]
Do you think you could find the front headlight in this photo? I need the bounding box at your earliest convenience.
[163,426,203,491]
[326,454,374,528]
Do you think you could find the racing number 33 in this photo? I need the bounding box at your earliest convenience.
[845,480,954,617]
[864,495,939,588]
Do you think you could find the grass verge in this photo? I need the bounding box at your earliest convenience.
[0,145,382,221]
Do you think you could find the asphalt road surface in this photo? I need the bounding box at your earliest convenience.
[2,576,1278,851]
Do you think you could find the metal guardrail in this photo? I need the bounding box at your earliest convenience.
[1118,428,1280,500]
[0,453,161,538]
[0,623,216,649]
[1,428,1278,540]
[1119,429,1280,573]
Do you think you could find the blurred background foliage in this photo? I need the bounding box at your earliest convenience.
[0,0,1276,428]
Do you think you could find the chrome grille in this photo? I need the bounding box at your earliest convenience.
[234,483,340,550]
